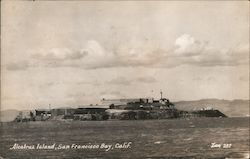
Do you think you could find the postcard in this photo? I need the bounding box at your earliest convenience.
[1,1,249,158]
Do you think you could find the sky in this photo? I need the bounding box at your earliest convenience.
[1,1,249,110]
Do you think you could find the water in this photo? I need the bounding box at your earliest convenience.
[0,117,249,158]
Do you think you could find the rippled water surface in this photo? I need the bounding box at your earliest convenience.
[0,117,249,158]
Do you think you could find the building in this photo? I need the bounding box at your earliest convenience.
[35,109,51,121]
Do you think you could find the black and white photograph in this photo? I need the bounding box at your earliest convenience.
[0,1,249,158]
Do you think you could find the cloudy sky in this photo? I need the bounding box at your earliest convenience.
[1,1,249,110]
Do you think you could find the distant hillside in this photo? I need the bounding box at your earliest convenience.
[174,99,249,117]
[0,109,20,122]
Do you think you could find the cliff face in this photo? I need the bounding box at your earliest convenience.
[174,99,249,117]
[109,109,179,120]
[192,110,227,117]
[178,109,227,118]
[107,109,227,120]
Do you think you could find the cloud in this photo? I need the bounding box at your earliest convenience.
[32,48,88,61]
[174,34,207,56]
[77,80,101,86]
[32,40,117,69]
[136,77,157,83]
[193,76,216,82]
[100,91,122,96]
[191,47,248,67]
[171,34,249,67]
[107,76,157,85]
[68,92,86,98]
[107,77,132,85]
[5,36,249,71]
[99,90,126,99]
